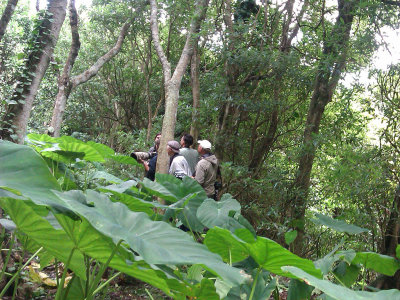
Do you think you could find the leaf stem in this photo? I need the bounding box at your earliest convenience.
[55,247,76,300]
[249,268,262,300]
[0,246,43,298]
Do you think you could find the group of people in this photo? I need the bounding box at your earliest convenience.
[138,133,219,199]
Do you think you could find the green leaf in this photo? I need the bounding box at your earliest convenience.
[396,245,400,259]
[89,171,123,184]
[352,252,400,276]
[108,154,141,166]
[333,261,360,287]
[311,214,369,234]
[107,190,154,216]
[0,141,65,210]
[142,174,207,203]
[287,278,313,300]
[283,266,400,300]
[192,278,219,300]
[197,195,243,231]
[235,230,322,279]
[285,230,298,245]
[0,197,86,279]
[204,227,249,263]
[52,189,245,287]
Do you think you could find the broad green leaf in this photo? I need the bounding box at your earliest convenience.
[287,278,313,300]
[192,278,219,300]
[333,261,360,287]
[187,265,204,282]
[352,252,400,276]
[285,230,298,245]
[204,227,249,263]
[396,244,400,259]
[53,189,245,287]
[197,195,243,231]
[235,230,322,279]
[311,214,369,234]
[100,180,137,193]
[89,170,123,184]
[108,154,141,166]
[0,197,86,279]
[0,141,64,210]
[86,141,114,157]
[58,140,104,162]
[283,266,400,300]
[142,174,207,203]
[169,193,205,232]
[107,191,154,216]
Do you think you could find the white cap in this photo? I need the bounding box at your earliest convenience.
[198,140,212,150]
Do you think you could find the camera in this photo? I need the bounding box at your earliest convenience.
[130,151,157,161]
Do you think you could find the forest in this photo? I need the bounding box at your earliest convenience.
[0,0,400,299]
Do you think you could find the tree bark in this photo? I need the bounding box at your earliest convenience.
[150,0,209,174]
[190,41,200,144]
[0,0,19,42]
[49,21,130,137]
[0,0,67,143]
[289,0,355,255]
[48,0,80,137]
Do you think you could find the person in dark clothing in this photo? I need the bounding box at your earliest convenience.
[139,135,160,181]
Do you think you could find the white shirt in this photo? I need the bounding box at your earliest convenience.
[169,155,192,178]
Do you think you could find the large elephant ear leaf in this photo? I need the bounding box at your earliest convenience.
[197,194,243,231]
[351,252,400,276]
[52,189,245,287]
[283,266,400,300]
[0,140,65,209]
[142,174,207,202]
[311,214,369,235]
[234,230,322,279]
[0,197,86,279]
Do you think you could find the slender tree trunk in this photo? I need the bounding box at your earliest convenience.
[372,184,400,289]
[0,0,19,42]
[190,41,200,143]
[289,0,355,255]
[49,22,130,137]
[0,0,67,143]
[150,0,209,174]
[49,0,80,137]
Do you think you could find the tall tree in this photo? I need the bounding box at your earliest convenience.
[0,0,68,143]
[150,0,209,174]
[0,0,19,42]
[49,0,130,137]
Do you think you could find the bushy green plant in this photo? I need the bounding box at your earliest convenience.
[1,135,399,299]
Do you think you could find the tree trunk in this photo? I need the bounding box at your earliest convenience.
[190,41,200,144]
[0,0,67,143]
[0,0,19,42]
[150,0,209,174]
[373,184,400,289]
[48,0,80,137]
[49,21,130,137]
[289,0,355,255]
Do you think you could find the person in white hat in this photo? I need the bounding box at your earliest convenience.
[167,140,192,179]
[195,140,218,199]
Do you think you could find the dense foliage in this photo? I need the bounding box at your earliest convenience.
[1,0,400,298]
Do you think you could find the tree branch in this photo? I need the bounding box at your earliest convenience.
[0,0,19,42]
[171,0,210,83]
[71,22,130,88]
[149,0,171,81]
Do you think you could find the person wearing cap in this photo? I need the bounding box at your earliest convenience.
[179,133,199,175]
[167,140,192,179]
[195,140,218,199]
